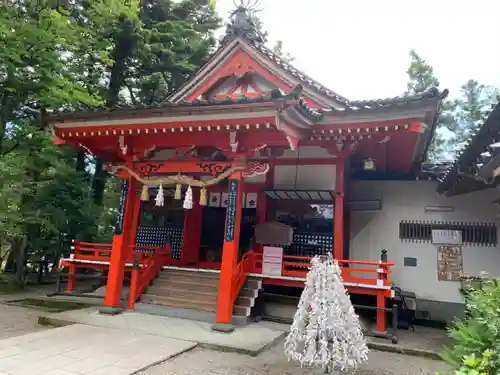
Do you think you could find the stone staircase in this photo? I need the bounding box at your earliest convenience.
[139,268,262,322]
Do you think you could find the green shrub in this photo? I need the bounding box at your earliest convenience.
[437,350,493,375]
[440,278,500,374]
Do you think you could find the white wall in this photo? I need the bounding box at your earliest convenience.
[348,180,500,304]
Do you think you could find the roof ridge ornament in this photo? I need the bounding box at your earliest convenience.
[221,0,265,45]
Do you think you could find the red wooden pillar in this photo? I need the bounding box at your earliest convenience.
[102,178,137,313]
[215,173,244,327]
[334,161,345,262]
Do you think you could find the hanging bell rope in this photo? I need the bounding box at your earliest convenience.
[140,184,149,201]
[174,183,182,200]
[199,188,207,206]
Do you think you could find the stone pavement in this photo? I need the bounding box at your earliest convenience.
[44,308,285,355]
[0,324,196,375]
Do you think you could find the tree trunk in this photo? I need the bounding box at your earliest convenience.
[76,151,86,171]
[14,235,28,287]
[91,30,131,206]
[92,159,106,206]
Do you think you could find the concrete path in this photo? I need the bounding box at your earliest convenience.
[45,308,285,355]
[0,324,196,375]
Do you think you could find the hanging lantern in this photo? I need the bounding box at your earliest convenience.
[174,183,182,200]
[141,185,149,201]
[155,184,164,207]
[199,188,207,206]
[183,185,193,210]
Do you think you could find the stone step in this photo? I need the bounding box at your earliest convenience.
[233,305,251,317]
[246,278,262,290]
[150,279,219,294]
[157,273,220,286]
[235,295,254,308]
[239,288,259,298]
[140,294,217,312]
[162,269,220,281]
[146,286,218,301]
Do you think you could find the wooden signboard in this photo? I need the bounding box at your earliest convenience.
[114,180,128,235]
[224,179,239,242]
[262,246,283,276]
[437,245,463,281]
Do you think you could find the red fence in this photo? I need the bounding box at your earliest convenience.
[64,240,162,266]
[245,252,393,288]
[61,240,171,298]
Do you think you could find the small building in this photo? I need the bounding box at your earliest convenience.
[47,6,499,332]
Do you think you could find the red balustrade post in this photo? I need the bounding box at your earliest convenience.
[127,256,140,310]
[66,263,76,292]
[375,249,390,333]
[376,292,386,333]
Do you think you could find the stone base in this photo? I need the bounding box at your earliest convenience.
[98,306,123,315]
[211,323,235,333]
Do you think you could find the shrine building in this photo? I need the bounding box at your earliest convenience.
[47,6,500,334]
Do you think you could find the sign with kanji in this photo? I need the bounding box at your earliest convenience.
[263,246,283,276]
[114,180,128,234]
[245,192,257,209]
[432,229,462,245]
[224,179,239,242]
[437,245,463,281]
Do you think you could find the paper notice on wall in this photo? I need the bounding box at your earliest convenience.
[263,246,283,276]
[208,192,221,207]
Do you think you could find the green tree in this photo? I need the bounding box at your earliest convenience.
[405,49,454,161]
[0,0,99,152]
[445,80,499,156]
[84,0,220,205]
[0,1,102,285]
[441,278,500,374]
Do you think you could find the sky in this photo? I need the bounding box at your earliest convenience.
[215,0,500,101]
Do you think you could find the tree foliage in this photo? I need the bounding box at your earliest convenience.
[405,50,498,161]
[441,278,500,374]
[446,80,499,155]
[405,50,453,161]
[0,0,220,286]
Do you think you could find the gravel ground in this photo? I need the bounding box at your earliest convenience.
[0,303,50,339]
[138,340,450,375]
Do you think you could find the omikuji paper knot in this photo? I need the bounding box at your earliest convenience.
[284,253,368,372]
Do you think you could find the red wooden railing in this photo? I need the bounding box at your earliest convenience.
[128,244,172,309]
[230,250,256,306]
[64,240,171,303]
[69,241,113,263]
[67,240,158,265]
[246,252,394,287]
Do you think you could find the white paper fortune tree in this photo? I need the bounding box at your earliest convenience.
[284,253,369,373]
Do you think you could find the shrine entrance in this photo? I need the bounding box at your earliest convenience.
[197,206,256,269]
